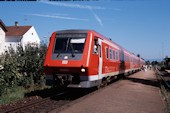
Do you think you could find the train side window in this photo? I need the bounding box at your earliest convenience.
[126,56,128,62]
[117,52,119,60]
[115,51,118,60]
[113,50,115,60]
[125,55,127,61]
[98,45,101,58]
[110,49,113,60]
[105,47,109,59]
[93,38,98,54]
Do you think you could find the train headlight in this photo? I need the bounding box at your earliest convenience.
[81,68,86,72]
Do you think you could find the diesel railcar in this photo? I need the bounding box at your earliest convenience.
[44,30,145,88]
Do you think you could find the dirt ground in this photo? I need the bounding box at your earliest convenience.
[52,70,165,113]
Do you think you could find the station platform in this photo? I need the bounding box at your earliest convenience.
[55,70,165,113]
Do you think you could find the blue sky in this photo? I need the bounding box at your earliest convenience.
[0,0,170,61]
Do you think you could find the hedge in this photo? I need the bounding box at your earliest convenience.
[0,43,47,96]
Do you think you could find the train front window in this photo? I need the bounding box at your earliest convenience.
[54,33,86,54]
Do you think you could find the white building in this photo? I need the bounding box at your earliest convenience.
[5,21,40,51]
[0,20,40,54]
[0,20,7,54]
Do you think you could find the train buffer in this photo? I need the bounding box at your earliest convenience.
[50,70,164,113]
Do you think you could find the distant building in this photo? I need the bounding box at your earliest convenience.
[164,57,170,69]
[5,21,40,51]
[0,20,40,54]
[0,20,7,54]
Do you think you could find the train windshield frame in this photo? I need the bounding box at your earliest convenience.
[53,33,87,54]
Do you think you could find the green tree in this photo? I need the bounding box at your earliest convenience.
[0,42,47,96]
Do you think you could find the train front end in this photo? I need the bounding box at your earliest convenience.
[44,30,97,88]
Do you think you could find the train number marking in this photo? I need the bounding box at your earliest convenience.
[62,60,68,64]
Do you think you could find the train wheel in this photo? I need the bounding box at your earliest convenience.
[97,78,107,89]
[102,80,108,87]
[97,84,102,89]
[101,78,108,87]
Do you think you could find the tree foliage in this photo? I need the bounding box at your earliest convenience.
[0,43,47,96]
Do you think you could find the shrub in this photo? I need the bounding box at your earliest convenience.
[0,42,47,96]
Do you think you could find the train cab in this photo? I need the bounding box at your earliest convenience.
[44,30,103,88]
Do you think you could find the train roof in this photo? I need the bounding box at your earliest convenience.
[55,29,142,59]
[56,29,88,34]
[91,30,136,56]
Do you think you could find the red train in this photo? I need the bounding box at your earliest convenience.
[44,30,145,88]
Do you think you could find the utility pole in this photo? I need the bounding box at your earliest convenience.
[162,42,164,60]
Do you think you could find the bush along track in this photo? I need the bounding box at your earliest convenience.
[154,66,170,113]
[0,42,47,104]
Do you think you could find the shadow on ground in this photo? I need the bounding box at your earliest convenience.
[24,85,97,101]
[125,77,159,87]
[24,86,66,98]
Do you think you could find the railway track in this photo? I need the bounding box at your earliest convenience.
[155,67,170,88]
[1,87,97,113]
[0,74,126,113]
[2,91,68,113]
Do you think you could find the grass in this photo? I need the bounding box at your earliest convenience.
[0,85,49,105]
[0,86,27,105]
[160,85,170,113]
[155,71,170,113]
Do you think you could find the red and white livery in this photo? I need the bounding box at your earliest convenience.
[44,30,145,88]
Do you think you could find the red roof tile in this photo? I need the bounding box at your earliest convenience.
[6,26,32,36]
[0,19,8,32]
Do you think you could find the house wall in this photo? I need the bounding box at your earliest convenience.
[5,36,21,51]
[0,27,5,54]
[21,26,40,47]
[5,26,40,51]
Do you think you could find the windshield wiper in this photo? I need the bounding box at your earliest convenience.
[69,43,75,57]
[57,43,65,57]
[57,51,61,57]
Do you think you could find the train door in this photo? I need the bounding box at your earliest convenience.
[130,57,133,70]
[119,48,125,74]
[98,38,103,80]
